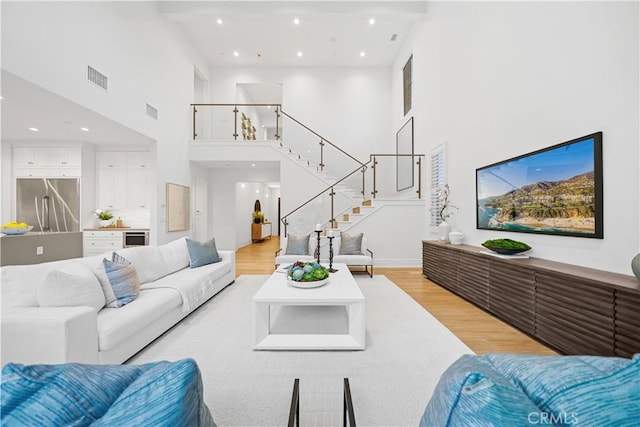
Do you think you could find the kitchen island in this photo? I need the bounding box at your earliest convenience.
[0,231,82,266]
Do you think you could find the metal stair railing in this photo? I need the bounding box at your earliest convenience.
[280,153,425,237]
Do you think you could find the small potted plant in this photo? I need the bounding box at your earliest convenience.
[252,211,264,224]
[94,209,114,227]
[436,184,458,243]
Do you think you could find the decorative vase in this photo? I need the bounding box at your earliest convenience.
[99,219,111,228]
[632,253,640,280]
[438,221,451,243]
[449,231,464,245]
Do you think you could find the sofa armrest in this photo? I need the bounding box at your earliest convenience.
[1,307,98,364]
[218,250,236,266]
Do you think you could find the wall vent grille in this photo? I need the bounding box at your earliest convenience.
[87,66,108,90]
[146,103,158,120]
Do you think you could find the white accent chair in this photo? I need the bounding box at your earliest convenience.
[332,236,374,277]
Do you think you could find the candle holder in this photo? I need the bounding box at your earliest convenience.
[327,234,338,273]
[315,230,322,265]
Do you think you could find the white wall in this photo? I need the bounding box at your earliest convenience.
[209,67,392,184]
[2,2,210,244]
[391,1,639,274]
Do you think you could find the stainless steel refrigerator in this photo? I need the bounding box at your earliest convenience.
[16,178,81,232]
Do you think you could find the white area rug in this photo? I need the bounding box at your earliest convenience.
[129,275,473,426]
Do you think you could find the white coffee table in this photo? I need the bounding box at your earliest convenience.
[253,264,365,350]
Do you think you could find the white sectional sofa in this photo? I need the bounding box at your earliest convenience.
[1,237,235,365]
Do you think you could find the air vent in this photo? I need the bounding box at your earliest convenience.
[146,103,158,120]
[87,66,108,90]
[390,33,398,42]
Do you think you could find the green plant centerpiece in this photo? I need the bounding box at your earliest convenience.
[94,209,114,220]
[287,261,329,282]
[482,238,531,255]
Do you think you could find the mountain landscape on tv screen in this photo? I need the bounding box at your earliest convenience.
[478,171,596,234]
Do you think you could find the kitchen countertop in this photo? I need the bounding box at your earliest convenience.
[84,228,150,231]
[1,231,82,238]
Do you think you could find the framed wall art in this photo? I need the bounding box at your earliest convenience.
[166,182,191,232]
[396,117,414,191]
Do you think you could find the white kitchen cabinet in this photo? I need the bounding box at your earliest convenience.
[13,147,48,168]
[49,148,81,168]
[13,147,82,177]
[83,230,123,257]
[96,151,151,210]
[127,152,149,169]
[127,169,148,209]
[96,152,128,169]
[97,169,128,210]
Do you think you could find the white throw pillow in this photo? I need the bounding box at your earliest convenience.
[37,270,106,311]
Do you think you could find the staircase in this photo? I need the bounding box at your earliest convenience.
[274,139,378,236]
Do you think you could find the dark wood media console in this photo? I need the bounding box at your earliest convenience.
[422,241,640,357]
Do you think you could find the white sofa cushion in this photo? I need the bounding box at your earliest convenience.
[157,237,190,274]
[37,270,105,311]
[2,260,98,308]
[332,254,373,265]
[141,259,232,312]
[97,288,181,351]
[114,246,167,284]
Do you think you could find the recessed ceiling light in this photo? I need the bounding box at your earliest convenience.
[241,183,245,188]
[233,51,239,57]
[369,18,375,25]
[293,17,300,25]
[29,127,39,132]
[216,18,223,25]
[0,95,3,100]
[360,51,366,57]
[256,190,259,194]
[80,127,90,132]
[251,163,256,167]
[297,51,303,57]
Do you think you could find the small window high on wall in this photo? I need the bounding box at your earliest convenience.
[403,55,412,116]
[429,142,448,226]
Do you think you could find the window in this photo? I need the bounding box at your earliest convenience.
[429,143,448,226]
[403,55,412,116]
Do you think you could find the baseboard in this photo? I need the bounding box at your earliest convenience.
[373,259,421,268]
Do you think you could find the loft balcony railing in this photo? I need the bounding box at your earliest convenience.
[191,103,365,194]
[190,103,424,236]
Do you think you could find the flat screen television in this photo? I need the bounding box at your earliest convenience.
[476,132,603,238]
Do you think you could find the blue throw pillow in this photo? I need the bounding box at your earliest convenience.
[338,232,363,255]
[284,233,311,255]
[94,253,140,308]
[186,237,221,268]
[420,354,545,427]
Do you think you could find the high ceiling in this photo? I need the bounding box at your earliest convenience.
[1,1,427,147]
[160,1,427,67]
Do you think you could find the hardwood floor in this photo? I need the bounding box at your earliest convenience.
[236,238,556,356]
